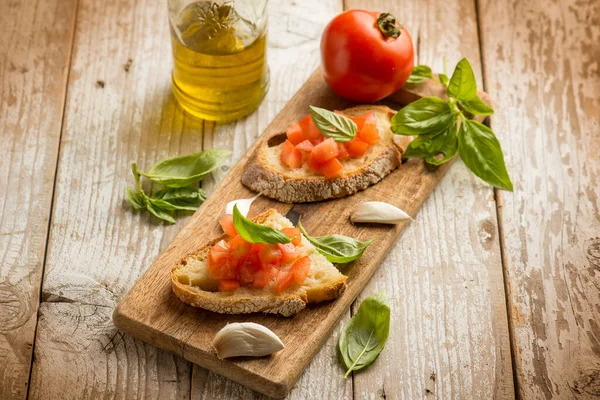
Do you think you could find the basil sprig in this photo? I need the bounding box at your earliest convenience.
[309,106,357,142]
[405,65,433,84]
[232,205,291,244]
[126,148,227,223]
[393,58,513,191]
[139,148,231,188]
[298,222,374,264]
[339,292,390,378]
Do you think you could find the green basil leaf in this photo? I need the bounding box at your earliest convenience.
[403,122,458,166]
[438,73,449,87]
[391,97,456,136]
[145,200,176,224]
[458,119,513,191]
[232,205,291,244]
[406,65,433,84]
[458,96,494,116]
[127,187,146,210]
[298,222,374,264]
[152,186,206,211]
[139,148,231,188]
[309,106,357,142]
[339,292,390,378]
[447,58,477,100]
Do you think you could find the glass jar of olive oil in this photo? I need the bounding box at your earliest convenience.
[168,0,269,122]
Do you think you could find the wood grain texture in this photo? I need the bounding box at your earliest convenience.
[29,0,350,399]
[197,1,352,398]
[0,0,77,398]
[28,0,197,397]
[345,0,515,399]
[112,70,492,398]
[478,0,600,398]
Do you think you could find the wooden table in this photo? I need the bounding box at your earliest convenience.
[1,0,598,398]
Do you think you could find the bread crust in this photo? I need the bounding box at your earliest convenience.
[241,105,407,203]
[170,209,347,317]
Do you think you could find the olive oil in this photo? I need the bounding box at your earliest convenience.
[170,2,269,122]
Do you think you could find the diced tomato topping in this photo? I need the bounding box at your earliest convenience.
[259,244,283,268]
[337,142,349,158]
[306,152,323,172]
[251,243,266,253]
[311,138,338,164]
[276,270,295,292]
[320,158,343,178]
[238,261,260,285]
[219,279,240,292]
[345,137,369,157]
[357,112,380,144]
[229,235,252,261]
[219,215,237,237]
[281,140,303,169]
[277,243,297,263]
[208,240,230,268]
[295,140,314,152]
[252,266,277,288]
[281,227,302,246]
[298,115,321,139]
[291,257,311,284]
[310,136,324,146]
[286,122,304,145]
[335,110,366,130]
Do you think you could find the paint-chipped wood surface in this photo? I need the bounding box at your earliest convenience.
[0,0,598,398]
[478,0,600,398]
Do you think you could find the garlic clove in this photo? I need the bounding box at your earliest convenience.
[224,194,260,217]
[212,322,284,359]
[350,201,412,224]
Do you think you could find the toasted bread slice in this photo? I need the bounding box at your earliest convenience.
[241,105,411,203]
[171,209,347,317]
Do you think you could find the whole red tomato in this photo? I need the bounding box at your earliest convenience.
[320,10,414,102]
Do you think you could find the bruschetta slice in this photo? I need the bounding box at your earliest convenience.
[241,105,411,203]
[171,209,347,316]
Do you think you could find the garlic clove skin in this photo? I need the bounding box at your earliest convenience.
[224,194,260,217]
[350,201,412,224]
[212,322,284,359]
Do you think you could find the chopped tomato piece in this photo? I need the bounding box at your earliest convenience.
[281,140,303,169]
[310,136,324,146]
[219,279,240,292]
[291,257,311,284]
[311,138,338,164]
[277,243,297,263]
[295,140,314,152]
[357,112,380,144]
[238,261,260,285]
[209,258,238,280]
[218,214,237,237]
[335,110,366,130]
[258,244,283,268]
[298,115,321,139]
[208,240,230,268]
[229,235,251,261]
[345,137,369,157]
[286,122,305,145]
[281,227,302,246]
[320,158,344,178]
[306,152,323,172]
[337,142,349,158]
[250,243,266,253]
[276,270,295,292]
[252,266,276,287]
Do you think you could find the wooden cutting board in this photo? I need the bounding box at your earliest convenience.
[113,69,489,398]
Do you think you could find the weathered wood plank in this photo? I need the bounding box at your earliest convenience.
[30,0,348,399]
[196,1,350,398]
[345,0,514,398]
[0,0,77,398]
[28,0,197,397]
[477,0,600,398]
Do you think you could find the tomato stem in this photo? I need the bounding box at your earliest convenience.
[376,13,402,39]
